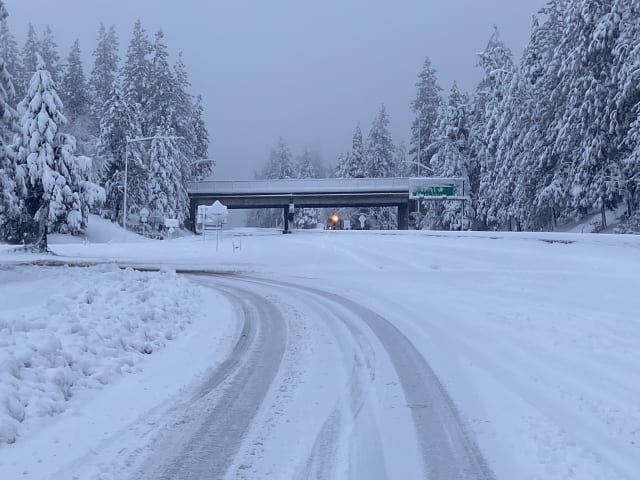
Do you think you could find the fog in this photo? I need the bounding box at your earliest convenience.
[5,0,545,179]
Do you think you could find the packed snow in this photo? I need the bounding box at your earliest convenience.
[0,264,204,445]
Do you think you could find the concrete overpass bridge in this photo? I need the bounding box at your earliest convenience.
[187,177,467,232]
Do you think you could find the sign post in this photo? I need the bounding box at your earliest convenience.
[199,201,228,251]
[164,218,179,240]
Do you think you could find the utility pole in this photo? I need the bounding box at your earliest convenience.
[417,117,422,215]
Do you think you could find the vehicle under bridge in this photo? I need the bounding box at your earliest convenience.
[187,177,468,232]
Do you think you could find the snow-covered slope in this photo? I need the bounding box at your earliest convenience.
[48,215,147,245]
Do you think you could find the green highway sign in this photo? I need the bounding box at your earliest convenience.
[411,184,455,199]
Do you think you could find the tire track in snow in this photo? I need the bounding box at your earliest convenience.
[244,276,495,480]
[135,280,287,480]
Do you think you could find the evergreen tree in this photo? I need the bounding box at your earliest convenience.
[99,86,145,223]
[59,40,89,120]
[367,105,397,228]
[516,1,571,231]
[430,83,472,229]
[145,30,176,135]
[0,14,22,99]
[121,20,152,112]
[294,149,320,228]
[263,137,295,179]
[0,0,20,241]
[189,95,212,180]
[409,57,442,175]
[559,1,621,228]
[249,137,295,228]
[148,126,188,225]
[334,152,351,178]
[89,24,119,123]
[20,23,39,88]
[335,124,368,179]
[611,0,640,223]
[39,26,60,82]
[367,105,396,178]
[470,27,515,229]
[14,55,103,250]
[347,124,367,178]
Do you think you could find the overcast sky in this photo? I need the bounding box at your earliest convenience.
[5,0,545,179]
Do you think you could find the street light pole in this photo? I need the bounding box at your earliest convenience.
[122,135,184,235]
[417,117,421,177]
[123,139,129,231]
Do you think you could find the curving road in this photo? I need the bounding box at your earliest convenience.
[134,273,494,480]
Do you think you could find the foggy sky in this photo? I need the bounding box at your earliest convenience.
[5,0,545,180]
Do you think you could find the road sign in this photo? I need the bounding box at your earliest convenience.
[410,184,455,199]
[165,218,180,228]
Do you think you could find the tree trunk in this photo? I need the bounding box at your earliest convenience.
[601,202,607,231]
[36,223,48,252]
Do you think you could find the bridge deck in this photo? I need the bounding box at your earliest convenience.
[187,177,466,196]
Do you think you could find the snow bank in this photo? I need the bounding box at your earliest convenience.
[0,265,201,444]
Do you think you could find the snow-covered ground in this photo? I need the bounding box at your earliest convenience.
[1,219,639,479]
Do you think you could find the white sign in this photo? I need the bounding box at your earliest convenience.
[139,207,150,223]
[165,218,180,228]
[343,219,351,230]
[208,200,228,217]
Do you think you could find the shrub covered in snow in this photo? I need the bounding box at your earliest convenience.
[0,265,201,444]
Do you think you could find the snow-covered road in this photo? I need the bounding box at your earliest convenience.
[132,274,492,479]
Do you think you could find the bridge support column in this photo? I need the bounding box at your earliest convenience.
[283,205,292,234]
[189,199,198,233]
[398,204,409,230]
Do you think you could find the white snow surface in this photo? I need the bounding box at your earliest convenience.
[0,265,209,446]
[1,221,639,479]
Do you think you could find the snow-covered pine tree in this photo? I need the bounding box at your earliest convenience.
[39,26,60,82]
[59,40,89,120]
[89,24,119,123]
[172,52,210,180]
[557,0,622,229]
[14,55,104,250]
[99,86,145,224]
[348,124,367,178]
[515,1,571,231]
[264,137,295,179]
[470,27,515,229]
[148,126,188,227]
[0,0,20,242]
[145,30,176,135]
[121,20,152,114]
[488,65,528,230]
[394,141,407,176]
[611,0,640,229]
[189,95,212,180]
[367,105,396,178]
[0,13,22,99]
[367,105,397,228]
[334,152,350,178]
[294,149,320,228]
[248,137,295,228]
[20,23,39,89]
[409,57,442,176]
[59,39,97,180]
[430,83,472,230]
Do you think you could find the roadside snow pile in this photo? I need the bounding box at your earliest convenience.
[0,265,201,444]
